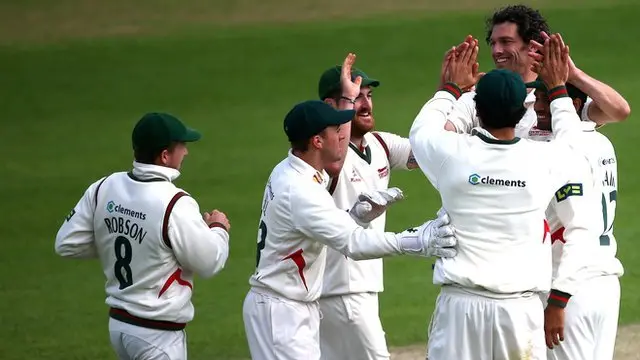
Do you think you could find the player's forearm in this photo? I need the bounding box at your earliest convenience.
[177,228,229,279]
[549,88,582,140]
[340,228,403,260]
[54,231,98,259]
[571,69,631,123]
[410,86,460,140]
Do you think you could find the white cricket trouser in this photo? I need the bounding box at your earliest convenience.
[545,275,620,360]
[427,286,546,360]
[108,318,187,360]
[318,292,390,360]
[243,287,321,360]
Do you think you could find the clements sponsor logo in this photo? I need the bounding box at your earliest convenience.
[106,200,147,220]
[468,173,526,188]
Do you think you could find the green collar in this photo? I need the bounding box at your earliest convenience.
[127,172,168,182]
[474,132,521,145]
[349,143,371,164]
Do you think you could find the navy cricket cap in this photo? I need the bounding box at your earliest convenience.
[132,112,201,154]
[284,100,355,142]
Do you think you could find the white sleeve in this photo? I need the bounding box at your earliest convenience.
[446,91,478,134]
[372,131,412,170]
[55,177,104,259]
[550,92,583,142]
[167,196,230,279]
[290,184,403,260]
[409,90,463,190]
[547,147,601,307]
[581,97,594,122]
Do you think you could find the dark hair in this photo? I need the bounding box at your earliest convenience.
[134,142,178,164]
[290,139,310,152]
[475,98,527,130]
[485,5,550,46]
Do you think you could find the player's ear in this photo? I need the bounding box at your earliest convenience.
[324,98,337,108]
[572,98,583,113]
[310,135,322,150]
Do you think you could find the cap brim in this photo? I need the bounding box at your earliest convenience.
[179,128,202,142]
[327,109,356,126]
[362,78,380,88]
[525,80,547,91]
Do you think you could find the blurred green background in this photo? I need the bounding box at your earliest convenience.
[1,0,637,358]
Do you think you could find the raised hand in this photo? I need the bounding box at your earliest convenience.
[445,38,480,91]
[530,33,570,90]
[340,53,362,101]
[529,31,579,82]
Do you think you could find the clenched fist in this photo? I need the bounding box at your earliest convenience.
[203,210,230,232]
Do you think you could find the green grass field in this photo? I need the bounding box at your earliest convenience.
[1,0,639,358]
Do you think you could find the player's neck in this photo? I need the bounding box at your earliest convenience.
[292,149,324,173]
[485,127,516,141]
[350,135,365,151]
[521,70,538,83]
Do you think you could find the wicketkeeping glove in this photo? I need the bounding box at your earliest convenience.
[349,187,405,227]
[397,208,457,258]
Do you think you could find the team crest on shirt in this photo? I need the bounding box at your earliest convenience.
[377,166,389,178]
[349,168,362,183]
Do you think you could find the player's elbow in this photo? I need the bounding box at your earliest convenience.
[613,101,631,122]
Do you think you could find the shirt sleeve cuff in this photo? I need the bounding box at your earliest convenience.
[548,85,569,102]
[440,82,463,99]
[209,222,228,232]
[547,289,572,308]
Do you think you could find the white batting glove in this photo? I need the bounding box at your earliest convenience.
[349,187,405,227]
[397,208,457,258]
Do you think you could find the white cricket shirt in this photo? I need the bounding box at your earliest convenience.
[409,90,601,297]
[322,131,412,296]
[55,162,229,327]
[546,122,624,281]
[249,150,406,302]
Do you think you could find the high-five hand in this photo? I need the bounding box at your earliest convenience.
[444,37,481,91]
[340,53,362,101]
[530,33,570,89]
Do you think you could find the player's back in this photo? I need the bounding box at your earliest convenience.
[93,172,195,323]
[433,131,585,295]
[547,127,624,279]
[249,154,330,302]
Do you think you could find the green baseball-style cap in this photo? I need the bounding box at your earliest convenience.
[132,112,201,154]
[475,69,529,116]
[317,65,380,100]
[283,100,355,142]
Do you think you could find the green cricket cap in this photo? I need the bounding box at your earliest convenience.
[317,65,380,100]
[132,112,201,154]
[284,100,355,142]
[475,69,532,116]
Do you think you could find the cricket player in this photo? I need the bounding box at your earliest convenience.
[413,36,602,360]
[315,59,418,359]
[242,96,457,360]
[446,5,630,139]
[527,80,625,359]
[55,113,231,360]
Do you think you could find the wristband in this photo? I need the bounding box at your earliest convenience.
[547,85,569,102]
[340,96,356,105]
[440,82,463,99]
[547,289,571,308]
[209,221,228,232]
